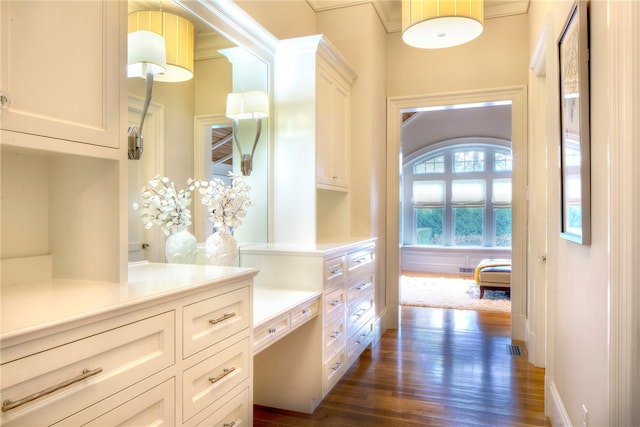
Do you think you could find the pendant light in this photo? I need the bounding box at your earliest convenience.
[402,0,484,49]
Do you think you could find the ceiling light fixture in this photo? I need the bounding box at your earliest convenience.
[402,0,484,49]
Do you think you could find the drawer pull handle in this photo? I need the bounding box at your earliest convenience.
[302,308,310,315]
[209,367,236,384]
[331,362,343,372]
[1,367,103,412]
[330,331,342,339]
[268,327,277,334]
[353,308,367,318]
[209,312,236,325]
[223,422,236,427]
[329,300,342,307]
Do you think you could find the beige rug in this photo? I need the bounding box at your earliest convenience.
[400,275,511,313]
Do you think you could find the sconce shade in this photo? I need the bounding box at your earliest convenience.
[402,0,484,49]
[226,91,269,120]
[127,30,167,78]
[128,10,194,82]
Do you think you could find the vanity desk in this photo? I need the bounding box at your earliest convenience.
[240,238,377,414]
[0,262,257,427]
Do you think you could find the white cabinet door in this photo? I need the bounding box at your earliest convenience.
[0,0,122,149]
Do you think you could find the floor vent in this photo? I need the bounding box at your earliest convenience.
[459,267,475,273]
[506,344,523,357]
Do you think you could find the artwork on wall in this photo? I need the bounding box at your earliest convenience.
[558,0,591,245]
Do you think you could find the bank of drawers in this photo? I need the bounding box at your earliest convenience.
[253,297,319,354]
[321,241,375,396]
[0,280,253,427]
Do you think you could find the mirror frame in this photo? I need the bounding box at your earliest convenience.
[176,0,277,243]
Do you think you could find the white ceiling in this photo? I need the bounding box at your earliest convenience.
[306,0,530,33]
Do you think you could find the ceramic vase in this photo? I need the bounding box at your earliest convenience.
[205,228,238,266]
[164,229,198,264]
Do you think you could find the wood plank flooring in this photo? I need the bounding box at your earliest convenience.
[254,306,549,426]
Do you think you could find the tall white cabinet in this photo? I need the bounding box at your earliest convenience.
[1,0,127,284]
[274,35,357,244]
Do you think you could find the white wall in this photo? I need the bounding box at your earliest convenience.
[528,1,610,425]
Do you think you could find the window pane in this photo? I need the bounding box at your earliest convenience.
[416,208,443,245]
[454,150,485,173]
[451,179,486,204]
[414,155,444,174]
[454,207,483,246]
[494,151,513,171]
[413,180,445,204]
[495,208,512,247]
[492,178,512,205]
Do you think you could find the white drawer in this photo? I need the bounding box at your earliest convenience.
[0,312,175,426]
[347,295,375,338]
[346,244,375,276]
[290,297,319,329]
[323,286,346,322]
[323,348,346,396]
[346,273,374,303]
[347,318,374,367]
[323,255,345,289]
[55,378,176,426]
[195,387,250,427]
[182,337,250,423]
[183,287,250,358]
[253,313,290,355]
[323,315,345,362]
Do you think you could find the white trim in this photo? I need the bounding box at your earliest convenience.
[609,1,640,426]
[193,114,233,242]
[387,86,528,340]
[403,136,512,164]
[549,380,573,427]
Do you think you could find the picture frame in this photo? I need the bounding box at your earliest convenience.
[558,1,591,245]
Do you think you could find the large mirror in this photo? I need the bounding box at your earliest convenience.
[127,0,273,263]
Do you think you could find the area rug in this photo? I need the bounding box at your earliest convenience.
[400,275,511,313]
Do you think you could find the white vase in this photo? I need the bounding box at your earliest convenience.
[205,229,238,266]
[164,229,198,264]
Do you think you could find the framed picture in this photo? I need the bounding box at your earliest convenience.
[558,1,591,245]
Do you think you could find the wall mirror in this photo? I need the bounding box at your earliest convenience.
[127,0,275,263]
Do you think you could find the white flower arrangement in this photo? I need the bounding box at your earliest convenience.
[133,175,193,236]
[192,174,252,234]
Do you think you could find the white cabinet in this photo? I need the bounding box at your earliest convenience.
[0,0,123,149]
[242,239,376,414]
[0,263,256,427]
[0,0,127,285]
[274,35,357,244]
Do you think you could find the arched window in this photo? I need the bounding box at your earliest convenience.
[403,139,512,248]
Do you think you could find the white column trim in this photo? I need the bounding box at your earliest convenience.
[608,1,640,425]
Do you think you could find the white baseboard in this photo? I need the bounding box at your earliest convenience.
[549,379,573,426]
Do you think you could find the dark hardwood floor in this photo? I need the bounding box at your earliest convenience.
[254,306,549,426]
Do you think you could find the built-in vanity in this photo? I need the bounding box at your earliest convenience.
[1,0,379,424]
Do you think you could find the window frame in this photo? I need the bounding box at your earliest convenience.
[403,138,512,248]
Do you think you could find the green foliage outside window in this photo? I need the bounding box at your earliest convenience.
[416,208,443,245]
[496,208,512,247]
[454,207,483,245]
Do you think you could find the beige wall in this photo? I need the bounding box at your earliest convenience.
[387,13,529,97]
[528,1,610,425]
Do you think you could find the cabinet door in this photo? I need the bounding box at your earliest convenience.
[0,0,122,149]
[316,64,349,189]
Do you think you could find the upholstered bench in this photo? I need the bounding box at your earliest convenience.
[475,259,512,299]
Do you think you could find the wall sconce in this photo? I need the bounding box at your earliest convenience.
[127,30,167,160]
[402,0,484,49]
[226,91,269,176]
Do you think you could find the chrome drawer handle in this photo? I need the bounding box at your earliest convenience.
[268,327,277,334]
[329,300,342,307]
[331,361,343,372]
[223,422,236,427]
[330,331,342,339]
[302,308,310,315]
[1,367,103,412]
[353,308,367,318]
[209,312,236,325]
[209,367,236,384]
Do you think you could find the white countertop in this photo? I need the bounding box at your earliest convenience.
[240,238,376,256]
[1,262,257,341]
[253,287,322,327]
